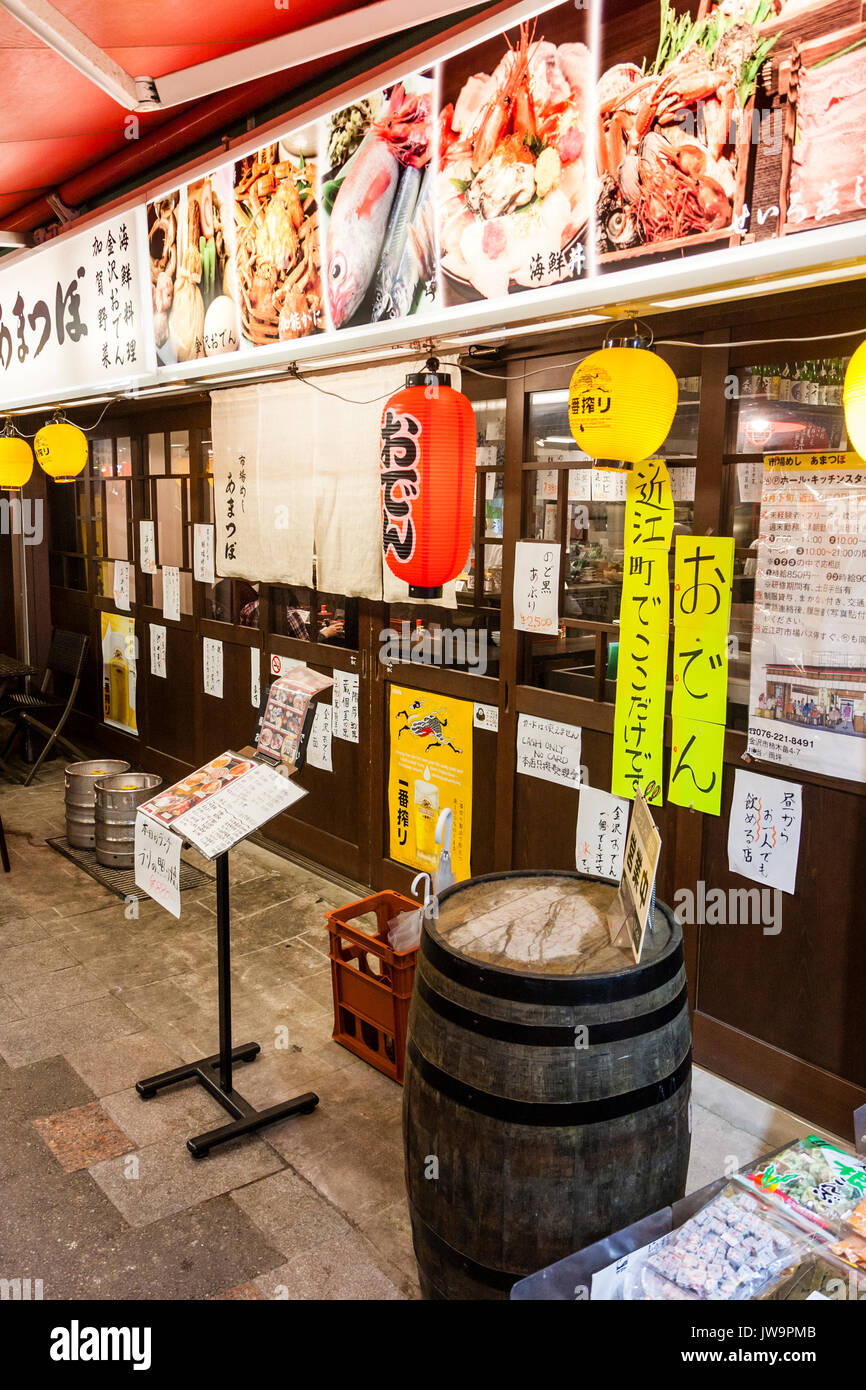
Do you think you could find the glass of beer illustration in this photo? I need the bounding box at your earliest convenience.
[414,779,439,864]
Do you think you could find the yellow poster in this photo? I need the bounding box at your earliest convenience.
[101,612,137,735]
[388,687,472,881]
[673,536,735,637]
[671,628,728,725]
[611,619,666,807]
[668,715,725,816]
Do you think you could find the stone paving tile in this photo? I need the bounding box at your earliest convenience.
[33,1100,134,1171]
[0,1167,129,1289]
[254,1230,406,1300]
[357,1199,420,1289]
[0,993,143,1067]
[0,916,50,948]
[272,1130,405,1225]
[294,966,335,1014]
[100,1083,224,1149]
[88,1132,286,1227]
[212,1281,266,1300]
[0,1054,95,1120]
[0,937,80,984]
[0,989,23,1025]
[187,873,308,921]
[0,1111,67,1183]
[5,964,109,1017]
[65,1029,185,1096]
[231,1169,353,1257]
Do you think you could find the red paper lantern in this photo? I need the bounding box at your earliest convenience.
[380,360,476,599]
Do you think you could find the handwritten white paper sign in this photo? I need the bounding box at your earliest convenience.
[670,466,697,502]
[150,624,167,679]
[737,461,763,503]
[727,769,802,895]
[113,560,130,611]
[306,702,333,771]
[474,702,499,732]
[203,638,223,699]
[193,524,216,585]
[139,520,157,575]
[568,469,593,502]
[250,647,261,709]
[591,468,628,501]
[135,813,182,919]
[516,714,581,788]
[576,785,630,881]
[333,670,359,743]
[162,565,180,622]
[513,540,560,637]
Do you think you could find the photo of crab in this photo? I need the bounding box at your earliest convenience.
[146,168,239,365]
[437,1,591,305]
[319,75,436,331]
[596,0,778,265]
[233,125,323,345]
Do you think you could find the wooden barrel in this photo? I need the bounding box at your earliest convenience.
[402,871,691,1300]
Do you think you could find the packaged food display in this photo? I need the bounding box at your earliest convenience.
[829,1231,866,1272]
[745,1136,866,1233]
[625,1187,808,1301]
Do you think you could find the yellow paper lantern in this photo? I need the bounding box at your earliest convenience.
[843,340,866,460]
[34,420,88,483]
[568,347,679,463]
[0,431,34,490]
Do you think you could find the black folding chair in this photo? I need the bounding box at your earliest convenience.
[0,629,90,786]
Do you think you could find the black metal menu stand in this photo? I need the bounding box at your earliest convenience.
[136,849,319,1157]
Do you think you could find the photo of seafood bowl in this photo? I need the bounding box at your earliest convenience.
[147,169,239,365]
[233,126,323,345]
[320,78,436,330]
[438,7,591,304]
[596,0,777,261]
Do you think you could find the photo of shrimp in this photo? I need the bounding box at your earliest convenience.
[233,124,323,345]
[438,3,591,304]
[320,75,436,330]
[596,0,777,264]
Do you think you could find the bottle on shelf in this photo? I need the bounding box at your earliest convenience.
[779,361,792,402]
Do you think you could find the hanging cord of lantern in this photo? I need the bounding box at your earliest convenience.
[4,398,117,440]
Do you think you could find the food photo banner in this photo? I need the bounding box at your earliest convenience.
[2,0,866,407]
[138,0,866,375]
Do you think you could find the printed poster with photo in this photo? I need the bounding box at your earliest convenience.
[747,453,866,784]
[320,73,437,331]
[146,166,240,366]
[438,1,591,304]
[101,612,137,735]
[388,687,472,881]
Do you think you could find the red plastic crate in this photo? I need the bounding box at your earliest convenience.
[325,890,419,1084]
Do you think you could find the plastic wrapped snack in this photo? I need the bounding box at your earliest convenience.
[746,1135,866,1233]
[624,1186,808,1301]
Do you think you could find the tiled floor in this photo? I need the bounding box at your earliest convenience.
[0,760,821,1300]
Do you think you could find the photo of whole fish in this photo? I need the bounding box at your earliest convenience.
[321,76,436,330]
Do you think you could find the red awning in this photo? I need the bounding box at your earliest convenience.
[0,0,448,231]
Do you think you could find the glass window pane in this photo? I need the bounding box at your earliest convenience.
[202,436,213,474]
[49,486,78,552]
[91,438,113,479]
[527,470,559,540]
[148,433,166,475]
[180,571,193,615]
[474,398,506,468]
[156,477,184,567]
[483,471,504,537]
[730,356,848,455]
[105,479,128,558]
[170,431,190,475]
[481,543,503,603]
[116,437,132,477]
[529,390,584,464]
[270,586,312,639]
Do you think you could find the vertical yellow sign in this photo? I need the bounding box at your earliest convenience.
[669,536,734,815]
[388,687,473,882]
[612,459,674,806]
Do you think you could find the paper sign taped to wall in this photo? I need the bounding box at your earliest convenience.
[727,769,802,896]
[150,624,166,679]
[513,540,560,637]
[516,714,581,788]
[162,566,180,623]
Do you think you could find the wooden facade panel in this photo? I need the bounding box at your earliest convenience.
[698,765,866,1090]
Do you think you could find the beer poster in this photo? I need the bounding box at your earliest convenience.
[101,612,138,736]
[388,687,472,882]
